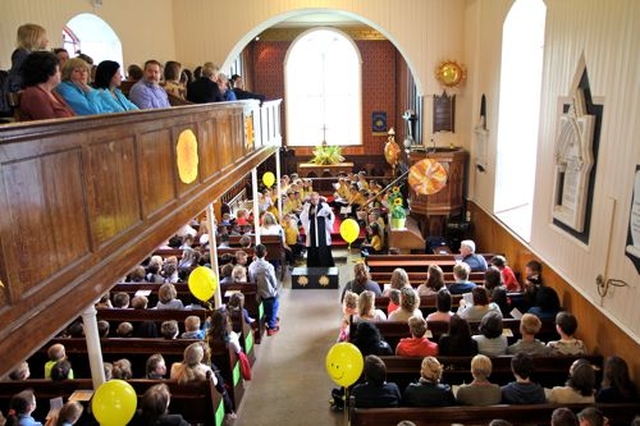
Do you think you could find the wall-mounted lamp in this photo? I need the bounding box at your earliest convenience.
[596,274,630,298]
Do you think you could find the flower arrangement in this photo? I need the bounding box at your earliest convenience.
[309,144,345,165]
[388,186,407,220]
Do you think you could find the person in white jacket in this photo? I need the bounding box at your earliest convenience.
[300,192,335,267]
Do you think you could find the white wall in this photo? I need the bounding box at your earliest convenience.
[467,0,640,341]
[1,0,176,71]
[170,0,470,147]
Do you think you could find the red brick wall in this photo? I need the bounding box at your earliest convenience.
[250,39,405,168]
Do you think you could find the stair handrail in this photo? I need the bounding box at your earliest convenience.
[360,167,410,211]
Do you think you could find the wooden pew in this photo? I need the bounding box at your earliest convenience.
[97,307,208,334]
[353,318,559,350]
[381,354,602,390]
[365,253,496,273]
[0,379,223,426]
[370,271,486,284]
[374,294,464,315]
[351,402,640,426]
[110,281,266,345]
[96,306,258,366]
[27,337,245,412]
[220,282,267,345]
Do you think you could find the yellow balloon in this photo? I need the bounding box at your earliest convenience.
[339,219,360,244]
[92,379,137,426]
[188,266,218,302]
[326,342,364,388]
[262,172,275,188]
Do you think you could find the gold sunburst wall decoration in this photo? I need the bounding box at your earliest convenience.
[176,129,199,184]
[297,276,309,287]
[436,61,466,88]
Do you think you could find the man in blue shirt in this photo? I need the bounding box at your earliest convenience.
[460,239,488,272]
[129,59,170,109]
[448,262,476,294]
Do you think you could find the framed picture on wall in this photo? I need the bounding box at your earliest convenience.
[372,111,387,134]
[433,92,455,133]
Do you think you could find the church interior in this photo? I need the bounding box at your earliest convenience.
[1,1,640,425]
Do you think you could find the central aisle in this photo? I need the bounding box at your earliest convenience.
[234,251,353,426]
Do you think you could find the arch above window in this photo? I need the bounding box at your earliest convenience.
[65,13,123,68]
[284,28,362,146]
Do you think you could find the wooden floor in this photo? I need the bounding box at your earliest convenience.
[233,249,356,425]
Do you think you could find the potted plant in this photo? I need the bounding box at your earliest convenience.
[388,186,407,229]
[309,144,345,165]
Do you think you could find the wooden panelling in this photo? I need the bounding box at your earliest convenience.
[199,119,218,180]
[469,201,640,386]
[138,128,175,217]
[0,102,275,377]
[89,137,141,246]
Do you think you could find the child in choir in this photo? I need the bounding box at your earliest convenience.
[361,223,383,256]
[547,311,587,355]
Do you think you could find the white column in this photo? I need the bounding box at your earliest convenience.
[207,202,221,308]
[252,168,261,245]
[276,150,283,219]
[81,304,106,389]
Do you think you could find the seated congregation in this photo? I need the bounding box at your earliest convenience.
[333,257,640,424]
[1,23,266,123]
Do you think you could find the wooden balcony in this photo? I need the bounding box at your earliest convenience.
[0,99,282,376]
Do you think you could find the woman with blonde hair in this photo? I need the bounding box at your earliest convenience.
[382,268,410,297]
[354,290,387,322]
[231,264,247,283]
[6,23,48,96]
[388,287,422,322]
[259,211,284,237]
[170,342,216,385]
[56,57,105,115]
[341,263,381,301]
[417,264,445,296]
[402,356,455,407]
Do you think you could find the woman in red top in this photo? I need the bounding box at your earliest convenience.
[395,315,439,357]
[18,51,75,121]
[491,255,520,292]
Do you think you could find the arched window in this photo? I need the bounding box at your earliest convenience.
[494,0,546,241]
[285,28,362,146]
[65,13,123,67]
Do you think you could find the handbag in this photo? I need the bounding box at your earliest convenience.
[238,351,252,381]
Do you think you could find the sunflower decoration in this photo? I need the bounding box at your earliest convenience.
[387,186,407,219]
